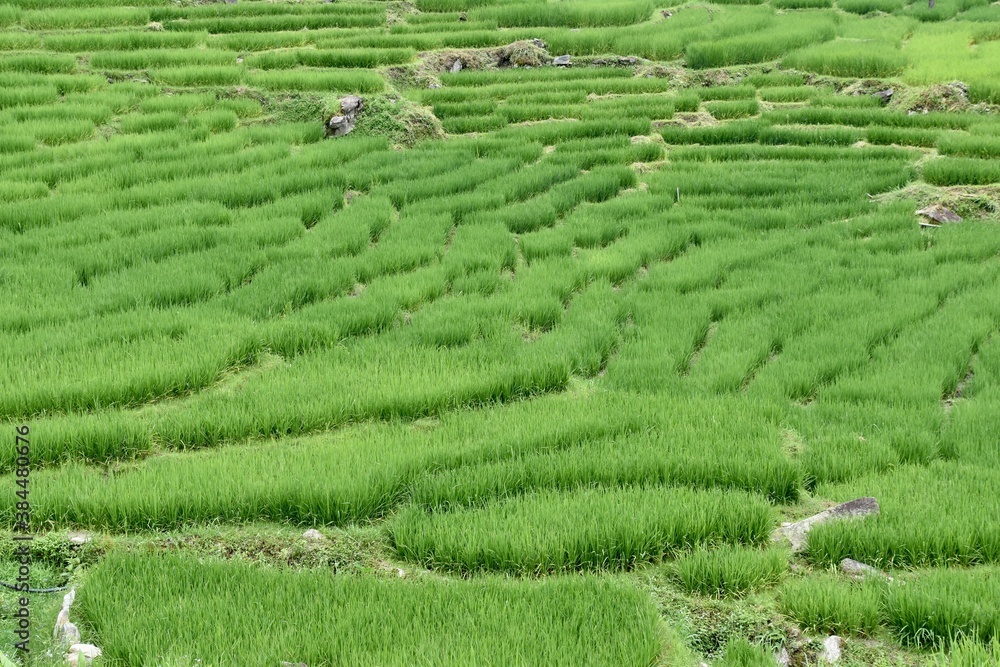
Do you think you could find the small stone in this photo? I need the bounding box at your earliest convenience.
[840,558,880,578]
[68,531,92,545]
[302,529,325,541]
[450,59,464,73]
[552,55,572,66]
[777,647,791,667]
[916,204,962,224]
[874,89,893,104]
[821,636,842,663]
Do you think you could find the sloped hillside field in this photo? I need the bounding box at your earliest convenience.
[1,0,1000,664]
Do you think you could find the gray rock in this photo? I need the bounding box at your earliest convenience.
[874,89,893,104]
[58,622,81,646]
[916,204,962,224]
[776,647,791,666]
[326,96,364,137]
[552,55,572,66]
[54,588,77,643]
[772,498,879,552]
[840,558,880,578]
[451,59,464,73]
[302,529,325,541]
[821,636,842,663]
[68,531,92,545]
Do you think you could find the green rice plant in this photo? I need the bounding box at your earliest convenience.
[758,125,862,146]
[697,86,757,101]
[22,7,149,29]
[441,114,508,134]
[746,72,806,87]
[0,4,19,27]
[923,157,1000,185]
[149,2,382,21]
[773,0,833,8]
[902,0,975,21]
[391,486,773,573]
[210,30,312,51]
[886,568,1000,647]
[673,545,787,597]
[936,637,1000,666]
[440,67,634,87]
[767,107,972,129]
[969,81,1000,104]
[410,403,800,505]
[89,49,236,70]
[0,85,57,109]
[661,119,767,145]
[866,126,941,147]
[780,574,886,635]
[118,111,183,134]
[501,103,582,123]
[838,0,905,13]
[706,99,760,120]
[43,31,205,52]
[758,86,820,102]
[150,66,243,87]
[937,132,1000,159]
[718,637,775,666]
[245,69,384,93]
[782,40,907,77]
[0,53,75,74]
[189,109,238,133]
[18,119,94,145]
[470,0,655,27]
[807,463,1000,567]
[673,91,701,112]
[0,33,41,50]
[77,551,663,667]
[166,12,384,33]
[686,19,836,68]
[244,48,414,69]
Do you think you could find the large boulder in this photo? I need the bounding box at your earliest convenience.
[326,96,364,138]
[916,204,962,225]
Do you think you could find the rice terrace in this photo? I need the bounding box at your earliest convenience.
[2,0,1000,663]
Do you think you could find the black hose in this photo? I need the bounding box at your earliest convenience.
[0,580,69,593]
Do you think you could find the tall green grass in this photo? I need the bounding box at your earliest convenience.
[78,551,663,667]
[673,545,787,597]
[391,486,773,573]
[783,40,908,77]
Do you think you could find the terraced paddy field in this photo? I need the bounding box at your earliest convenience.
[1,0,1000,664]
